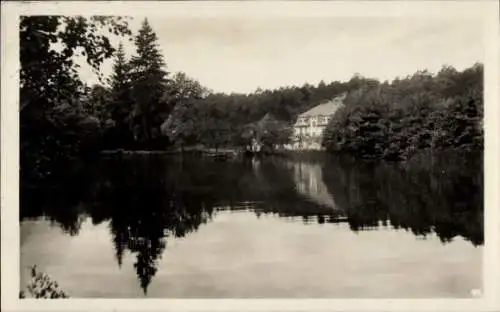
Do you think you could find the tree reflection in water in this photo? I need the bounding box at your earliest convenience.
[20,151,483,294]
[90,155,216,294]
[321,151,483,246]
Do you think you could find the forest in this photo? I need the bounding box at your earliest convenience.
[20,16,484,184]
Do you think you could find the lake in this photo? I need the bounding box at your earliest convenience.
[20,152,483,298]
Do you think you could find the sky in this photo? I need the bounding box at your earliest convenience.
[79,16,484,94]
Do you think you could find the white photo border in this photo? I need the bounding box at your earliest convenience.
[2,1,499,311]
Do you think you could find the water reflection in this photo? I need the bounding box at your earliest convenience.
[321,153,483,246]
[20,152,483,295]
[284,160,337,209]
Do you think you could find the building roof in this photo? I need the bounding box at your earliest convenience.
[257,112,283,127]
[298,93,346,118]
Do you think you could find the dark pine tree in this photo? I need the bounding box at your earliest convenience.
[108,42,134,148]
[129,18,170,149]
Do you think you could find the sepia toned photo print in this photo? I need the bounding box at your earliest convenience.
[1,1,500,311]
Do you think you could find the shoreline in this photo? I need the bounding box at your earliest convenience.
[98,147,483,166]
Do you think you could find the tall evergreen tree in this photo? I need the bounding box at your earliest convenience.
[108,42,134,148]
[129,18,169,146]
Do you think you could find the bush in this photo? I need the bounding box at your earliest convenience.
[20,265,69,299]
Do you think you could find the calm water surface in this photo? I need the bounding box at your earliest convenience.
[20,154,483,298]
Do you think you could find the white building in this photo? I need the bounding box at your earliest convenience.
[287,93,346,150]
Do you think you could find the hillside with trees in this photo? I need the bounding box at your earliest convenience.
[322,64,483,160]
